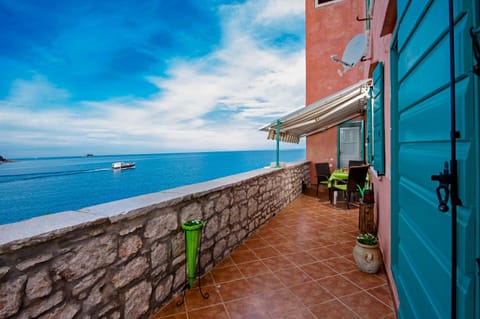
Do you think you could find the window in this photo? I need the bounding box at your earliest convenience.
[367,62,385,175]
[365,0,371,30]
[314,0,343,8]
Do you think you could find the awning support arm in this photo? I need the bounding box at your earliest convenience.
[276,120,280,168]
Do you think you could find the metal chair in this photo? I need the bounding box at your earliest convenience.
[315,163,331,197]
[332,165,369,208]
[348,160,365,168]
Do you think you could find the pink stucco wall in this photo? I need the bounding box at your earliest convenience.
[305,0,366,183]
[364,0,398,307]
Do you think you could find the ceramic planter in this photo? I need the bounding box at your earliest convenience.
[353,241,382,274]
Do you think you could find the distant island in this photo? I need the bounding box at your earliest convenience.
[86,154,94,157]
[0,155,13,163]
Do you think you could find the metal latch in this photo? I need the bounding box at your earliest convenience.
[431,162,452,212]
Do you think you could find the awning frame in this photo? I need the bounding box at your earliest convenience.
[260,79,372,144]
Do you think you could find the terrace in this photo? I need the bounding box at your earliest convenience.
[152,190,396,319]
[0,162,395,318]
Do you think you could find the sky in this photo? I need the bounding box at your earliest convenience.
[0,0,306,158]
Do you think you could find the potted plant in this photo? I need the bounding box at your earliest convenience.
[357,183,375,233]
[353,233,382,274]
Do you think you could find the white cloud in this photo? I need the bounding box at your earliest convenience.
[0,0,305,157]
[257,0,305,20]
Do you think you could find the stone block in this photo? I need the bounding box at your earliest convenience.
[0,267,8,280]
[0,275,26,318]
[204,215,218,239]
[52,234,116,281]
[219,210,229,228]
[118,220,144,236]
[233,189,247,203]
[72,269,106,296]
[112,256,148,289]
[37,302,80,319]
[173,265,186,290]
[203,200,216,219]
[151,242,168,269]
[16,253,53,271]
[171,232,185,258]
[25,269,52,303]
[180,202,202,223]
[82,279,106,311]
[154,275,173,303]
[144,209,178,240]
[119,235,142,260]
[247,198,258,217]
[216,228,230,241]
[247,185,259,198]
[152,264,168,278]
[17,291,63,319]
[199,251,212,269]
[124,280,151,319]
[213,239,226,259]
[172,255,185,268]
[229,206,240,225]
[215,193,230,212]
[97,301,119,318]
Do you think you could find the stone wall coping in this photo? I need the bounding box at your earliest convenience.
[0,160,308,251]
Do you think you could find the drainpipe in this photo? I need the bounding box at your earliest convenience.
[276,120,281,168]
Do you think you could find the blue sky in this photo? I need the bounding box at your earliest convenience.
[0,0,305,158]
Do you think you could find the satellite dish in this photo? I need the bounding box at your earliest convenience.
[330,33,368,75]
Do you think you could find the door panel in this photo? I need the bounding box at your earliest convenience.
[392,1,478,318]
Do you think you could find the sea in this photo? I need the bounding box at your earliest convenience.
[0,149,305,225]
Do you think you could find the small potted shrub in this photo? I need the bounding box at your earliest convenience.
[353,233,382,274]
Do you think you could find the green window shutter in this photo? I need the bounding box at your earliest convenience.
[372,62,385,175]
[366,87,373,164]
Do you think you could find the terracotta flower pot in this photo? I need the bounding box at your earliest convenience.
[353,241,382,274]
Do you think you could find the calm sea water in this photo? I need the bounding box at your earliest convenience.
[0,149,305,225]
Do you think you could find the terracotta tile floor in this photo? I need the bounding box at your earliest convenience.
[152,190,396,319]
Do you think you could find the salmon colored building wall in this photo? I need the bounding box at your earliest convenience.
[304,0,400,308]
[363,0,398,306]
[305,0,367,183]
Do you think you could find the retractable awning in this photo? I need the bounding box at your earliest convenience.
[260,79,372,143]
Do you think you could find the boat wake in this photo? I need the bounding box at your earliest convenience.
[0,167,111,183]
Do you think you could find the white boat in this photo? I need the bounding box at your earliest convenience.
[112,162,136,170]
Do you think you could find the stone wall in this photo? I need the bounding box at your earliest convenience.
[0,161,310,319]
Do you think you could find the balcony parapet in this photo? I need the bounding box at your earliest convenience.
[0,161,310,319]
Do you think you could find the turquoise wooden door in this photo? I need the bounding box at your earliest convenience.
[391,1,479,318]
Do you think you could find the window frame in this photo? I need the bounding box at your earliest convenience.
[314,0,343,8]
[337,120,365,168]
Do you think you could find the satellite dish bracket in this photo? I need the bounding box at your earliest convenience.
[330,55,354,68]
[356,16,372,22]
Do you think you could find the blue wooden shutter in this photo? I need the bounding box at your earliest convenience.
[372,62,385,175]
[366,86,373,164]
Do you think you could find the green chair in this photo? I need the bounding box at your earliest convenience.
[332,165,369,208]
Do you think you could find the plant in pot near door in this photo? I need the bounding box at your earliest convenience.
[353,233,382,274]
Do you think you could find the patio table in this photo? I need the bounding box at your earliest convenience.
[327,169,349,188]
[328,168,370,205]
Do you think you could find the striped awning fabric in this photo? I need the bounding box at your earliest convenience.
[260,79,372,144]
